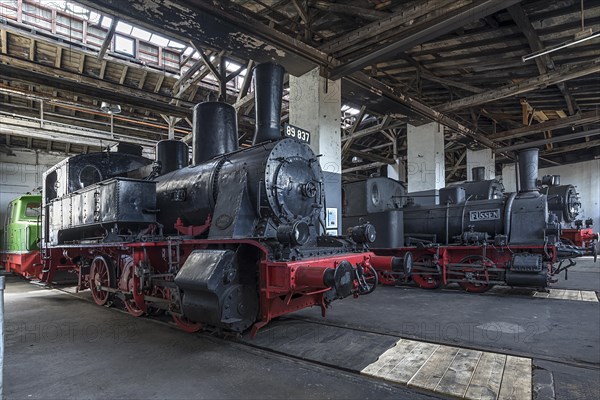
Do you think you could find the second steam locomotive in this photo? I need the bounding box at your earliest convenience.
[344,148,587,292]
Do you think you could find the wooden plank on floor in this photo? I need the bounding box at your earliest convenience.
[361,339,419,376]
[533,291,549,298]
[581,291,599,302]
[407,345,459,391]
[464,352,506,400]
[547,289,566,299]
[561,290,581,300]
[434,348,481,397]
[383,341,439,384]
[497,355,532,400]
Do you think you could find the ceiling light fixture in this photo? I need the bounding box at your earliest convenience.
[521,30,600,62]
[100,101,122,114]
[523,0,598,62]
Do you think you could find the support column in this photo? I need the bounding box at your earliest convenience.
[466,148,495,180]
[407,122,445,193]
[385,159,406,182]
[502,163,518,192]
[289,67,342,235]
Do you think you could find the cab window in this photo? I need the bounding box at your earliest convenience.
[4,203,13,225]
[24,202,41,218]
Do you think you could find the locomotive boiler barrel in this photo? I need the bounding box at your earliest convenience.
[403,198,508,244]
[155,138,324,234]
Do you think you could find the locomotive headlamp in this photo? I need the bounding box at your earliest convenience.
[277,221,310,246]
[349,223,377,244]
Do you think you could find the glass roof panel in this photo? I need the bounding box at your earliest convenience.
[131,27,152,41]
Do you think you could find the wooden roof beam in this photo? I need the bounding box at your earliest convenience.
[496,128,600,152]
[310,1,390,21]
[489,110,600,141]
[438,57,600,112]
[0,55,191,117]
[347,148,395,164]
[319,0,451,55]
[507,4,579,116]
[98,17,118,61]
[329,0,522,79]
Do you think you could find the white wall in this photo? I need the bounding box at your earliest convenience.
[0,149,67,224]
[501,163,517,192]
[539,159,600,229]
[467,148,495,180]
[501,159,600,228]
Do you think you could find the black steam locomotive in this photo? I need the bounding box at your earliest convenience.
[40,63,378,336]
[344,148,584,292]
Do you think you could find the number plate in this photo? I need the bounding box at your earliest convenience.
[283,123,311,144]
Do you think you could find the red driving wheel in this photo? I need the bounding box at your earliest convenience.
[411,255,441,289]
[90,255,114,306]
[457,255,494,293]
[172,315,203,333]
[124,275,145,317]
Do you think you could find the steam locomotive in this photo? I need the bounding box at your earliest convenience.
[344,148,585,292]
[39,63,378,336]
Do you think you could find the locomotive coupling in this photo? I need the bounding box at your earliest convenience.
[294,259,377,298]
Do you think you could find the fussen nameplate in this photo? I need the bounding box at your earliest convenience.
[469,209,500,221]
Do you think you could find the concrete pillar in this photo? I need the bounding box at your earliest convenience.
[466,148,495,180]
[501,163,518,192]
[407,122,445,192]
[386,159,406,182]
[289,67,342,234]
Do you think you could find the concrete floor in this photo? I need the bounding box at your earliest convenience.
[3,276,436,400]
[291,256,600,400]
[2,257,598,399]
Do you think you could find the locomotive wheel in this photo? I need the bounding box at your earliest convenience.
[147,286,168,316]
[90,255,115,306]
[172,315,203,333]
[457,255,494,293]
[411,256,441,289]
[377,271,397,286]
[124,276,145,317]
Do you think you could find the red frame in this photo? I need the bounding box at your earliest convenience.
[38,237,377,336]
[561,228,599,250]
[2,251,43,279]
[370,245,557,288]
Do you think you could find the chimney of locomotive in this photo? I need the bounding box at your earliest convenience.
[517,148,539,192]
[191,101,238,166]
[156,140,189,174]
[252,62,285,145]
[472,166,485,182]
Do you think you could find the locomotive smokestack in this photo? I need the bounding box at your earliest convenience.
[156,140,189,174]
[252,63,285,145]
[472,166,485,182]
[517,148,539,192]
[192,102,238,166]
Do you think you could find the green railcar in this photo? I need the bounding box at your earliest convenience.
[1,194,43,278]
